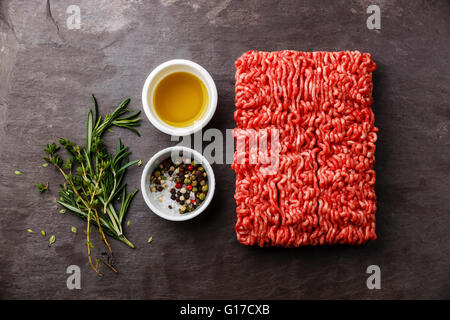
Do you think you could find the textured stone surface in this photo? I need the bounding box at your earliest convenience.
[0,0,449,299]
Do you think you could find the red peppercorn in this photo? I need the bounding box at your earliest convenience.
[186,184,193,191]
[188,164,193,170]
[191,199,195,204]
[175,183,182,189]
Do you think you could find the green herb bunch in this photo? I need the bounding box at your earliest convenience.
[44,95,141,274]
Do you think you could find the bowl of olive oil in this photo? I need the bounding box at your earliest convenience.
[142,59,217,136]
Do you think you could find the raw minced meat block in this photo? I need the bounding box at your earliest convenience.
[232,50,377,246]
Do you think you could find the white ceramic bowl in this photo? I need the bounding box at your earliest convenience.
[142,59,218,136]
[141,146,215,221]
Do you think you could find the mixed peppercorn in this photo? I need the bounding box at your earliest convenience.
[150,154,209,214]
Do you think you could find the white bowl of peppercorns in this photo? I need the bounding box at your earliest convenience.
[141,146,215,221]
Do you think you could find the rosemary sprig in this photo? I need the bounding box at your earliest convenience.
[43,95,141,274]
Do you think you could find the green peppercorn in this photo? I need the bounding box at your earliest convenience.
[200,179,206,186]
[192,180,198,187]
[198,193,206,201]
[184,178,191,185]
[202,185,208,192]
[154,170,161,177]
[188,205,195,212]
[192,187,198,193]
[199,167,204,172]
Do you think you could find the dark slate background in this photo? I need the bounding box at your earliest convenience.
[0,0,449,299]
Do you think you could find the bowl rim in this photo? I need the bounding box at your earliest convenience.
[141,146,215,221]
[141,59,218,136]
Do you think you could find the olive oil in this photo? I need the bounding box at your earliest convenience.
[153,72,208,127]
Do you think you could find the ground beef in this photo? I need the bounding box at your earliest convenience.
[232,50,378,246]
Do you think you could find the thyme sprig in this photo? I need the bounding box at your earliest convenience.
[43,95,141,274]
[36,181,49,192]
